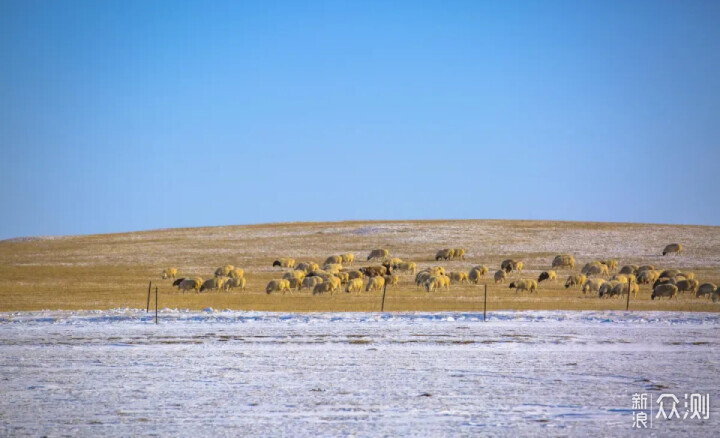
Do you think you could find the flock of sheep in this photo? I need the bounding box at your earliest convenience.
[159,242,719,302]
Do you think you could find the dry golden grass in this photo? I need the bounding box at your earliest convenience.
[1,219,719,312]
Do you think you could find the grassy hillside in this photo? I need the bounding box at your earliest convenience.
[1,220,719,312]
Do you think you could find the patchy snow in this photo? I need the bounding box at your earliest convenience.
[1,310,718,436]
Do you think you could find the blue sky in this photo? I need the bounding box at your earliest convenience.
[1,0,719,238]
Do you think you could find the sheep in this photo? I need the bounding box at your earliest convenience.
[659,269,681,279]
[359,266,387,278]
[428,266,446,276]
[696,283,717,299]
[324,255,342,265]
[435,249,455,261]
[323,263,343,273]
[347,270,364,280]
[582,262,609,277]
[662,243,682,256]
[366,276,385,292]
[564,274,587,289]
[282,270,306,281]
[302,276,323,290]
[214,265,234,277]
[552,255,575,270]
[453,248,466,260]
[653,276,677,290]
[201,277,226,292]
[367,249,389,261]
[394,262,417,275]
[313,282,334,295]
[295,262,319,273]
[178,277,202,293]
[509,279,537,294]
[336,271,350,284]
[468,267,487,284]
[675,272,695,281]
[713,290,720,303]
[345,278,363,293]
[424,275,450,292]
[637,265,655,273]
[601,259,619,272]
[172,277,185,288]
[582,278,606,294]
[286,277,302,291]
[272,258,295,269]
[611,281,639,298]
[617,265,636,275]
[308,270,334,281]
[340,253,355,266]
[225,277,246,292]
[162,268,178,279]
[415,271,433,287]
[637,269,660,285]
[382,257,403,269]
[538,271,557,283]
[448,272,468,284]
[228,268,244,279]
[610,273,636,284]
[266,279,291,294]
[599,281,619,298]
[384,274,400,288]
[652,284,678,300]
[676,279,699,294]
[494,270,506,284]
[327,275,342,292]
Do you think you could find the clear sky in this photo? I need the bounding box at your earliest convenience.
[1,0,719,239]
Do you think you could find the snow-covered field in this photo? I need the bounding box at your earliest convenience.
[1,310,718,436]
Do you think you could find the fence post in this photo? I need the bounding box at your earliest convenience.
[155,286,158,324]
[146,281,152,312]
[625,277,631,311]
[381,282,387,312]
[484,284,487,322]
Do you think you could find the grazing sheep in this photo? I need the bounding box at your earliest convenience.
[345,278,364,293]
[468,267,487,284]
[637,270,660,285]
[367,249,389,261]
[214,265,234,277]
[713,290,720,303]
[384,274,400,288]
[696,283,717,299]
[453,248,466,260]
[340,253,355,266]
[448,272,468,284]
[225,277,246,292]
[313,282,334,295]
[308,270,334,281]
[494,270,507,284]
[347,270,364,280]
[662,243,682,256]
[201,277,226,292]
[611,281,639,298]
[602,259,619,272]
[272,258,295,269]
[500,259,516,272]
[564,274,587,289]
[295,262,319,273]
[382,257,403,268]
[676,279,699,294]
[428,266,446,276]
[508,279,537,294]
[435,249,455,261]
[425,275,450,292]
[366,276,386,292]
[324,255,342,265]
[302,276,323,289]
[538,271,557,283]
[336,271,350,284]
[552,255,575,270]
[617,265,635,275]
[582,262,609,277]
[327,275,342,292]
[162,268,178,280]
[394,262,417,275]
[610,274,636,284]
[598,281,619,298]
[172,277,185,288]
[228,268,244,279]
[415,271,433,287]
[359,266,387,278]
[652,284,678,300]
[637,265,655,273]
[286,277,302,291]
[582,278,606,294]
[266,279,291,294]
[675,272,695,281]
[323,263,343,273]
[659,269,681,279]
[282,270,306,281]
[653,276,677,290]
[178,277,202,293]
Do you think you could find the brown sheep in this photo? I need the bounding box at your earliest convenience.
[494,270,506,284]
[366,276,385,292]
[162,268,178,280]
[552,255,575,270]
[453,248,466,260]
[266,279,291,294]
[676,279,699,294]
[696,283,717,299]
[301,276,323,290]
[652,284,678,299]
[178,277,202,293]
[359,266,387,278]
[272,258,295,269]
[201,277,226,292]
[313,282,334,295]
[469,267,487,284]
[662,243,682,256]
[564,274,587,289]
[224,277,246,292]
[214,265,234,277]
[394,262,417,275]
[340,253,355,266]
[367,249,389,261]
[448,272,468,284]
[538,271,557,283]
[384,274,400,288]
[435,249,455,261]
[324,255,342,265]
[509,279,537,294]
[345,278,364,293]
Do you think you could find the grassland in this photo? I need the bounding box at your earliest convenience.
[1,220,719,312]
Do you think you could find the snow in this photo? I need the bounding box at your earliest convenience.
[1,310,718,436]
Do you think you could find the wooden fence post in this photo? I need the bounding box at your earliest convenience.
[484,284,487,322]
[146,281,152,312]
[155,286,158,324]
